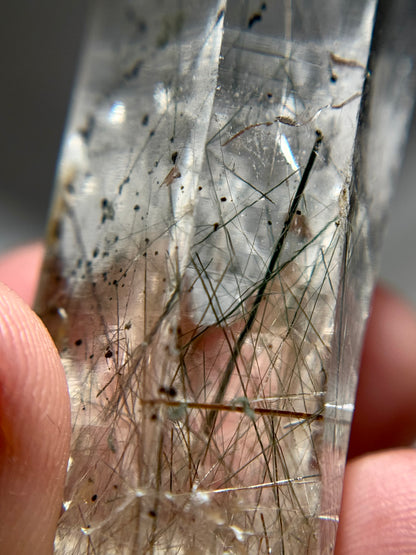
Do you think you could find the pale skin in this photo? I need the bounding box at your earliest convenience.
[0,244,415,554]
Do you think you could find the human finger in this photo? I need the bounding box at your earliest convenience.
[336,449,416,553]
[0,242,44,306]
[0,283,70,554]
[348,286,416,459]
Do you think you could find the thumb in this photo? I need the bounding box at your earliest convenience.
[0,282,70,554]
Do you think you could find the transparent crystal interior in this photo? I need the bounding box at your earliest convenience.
[34,1,414,553]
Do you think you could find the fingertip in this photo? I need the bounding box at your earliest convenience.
[0,242,44,306]
[0,282,70,554]
[336,449,416,554]
[349,285,416,458]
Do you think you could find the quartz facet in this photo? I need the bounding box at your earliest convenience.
[35,1,414,553]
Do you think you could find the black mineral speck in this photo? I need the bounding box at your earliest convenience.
[91,494,98,502]
[134,204,140,211]
[142,114,149,126]
[105,349,113,359]
[118,175,130,195]
[220,196,227,202]
[79,115,95,142]
[216,8,225,24]
[248,12,262,28]
[49,218,62,242]
[75,339,82,346]
[148,510,157,518]
[213,222,219,231]
[101,198,115,224]
[123,60,142,80]
[171,151,178,164]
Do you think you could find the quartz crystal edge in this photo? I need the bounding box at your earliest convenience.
[320,1,416,550]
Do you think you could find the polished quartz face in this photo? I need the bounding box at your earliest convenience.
[35,1,413,553]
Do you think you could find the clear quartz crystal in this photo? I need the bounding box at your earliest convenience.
[35,1,414,553]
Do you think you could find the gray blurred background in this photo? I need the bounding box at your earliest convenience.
[0,1,415,304]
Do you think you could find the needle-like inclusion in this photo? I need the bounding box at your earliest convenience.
[35,1,414,553]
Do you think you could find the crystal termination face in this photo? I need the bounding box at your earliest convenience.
[34,1,413,553]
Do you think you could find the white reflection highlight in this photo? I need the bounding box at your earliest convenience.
[280,134,299,171]
[154,83,172,113]
[81,174,98,195]
[108,101,126,124]
[325,403,354,412]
